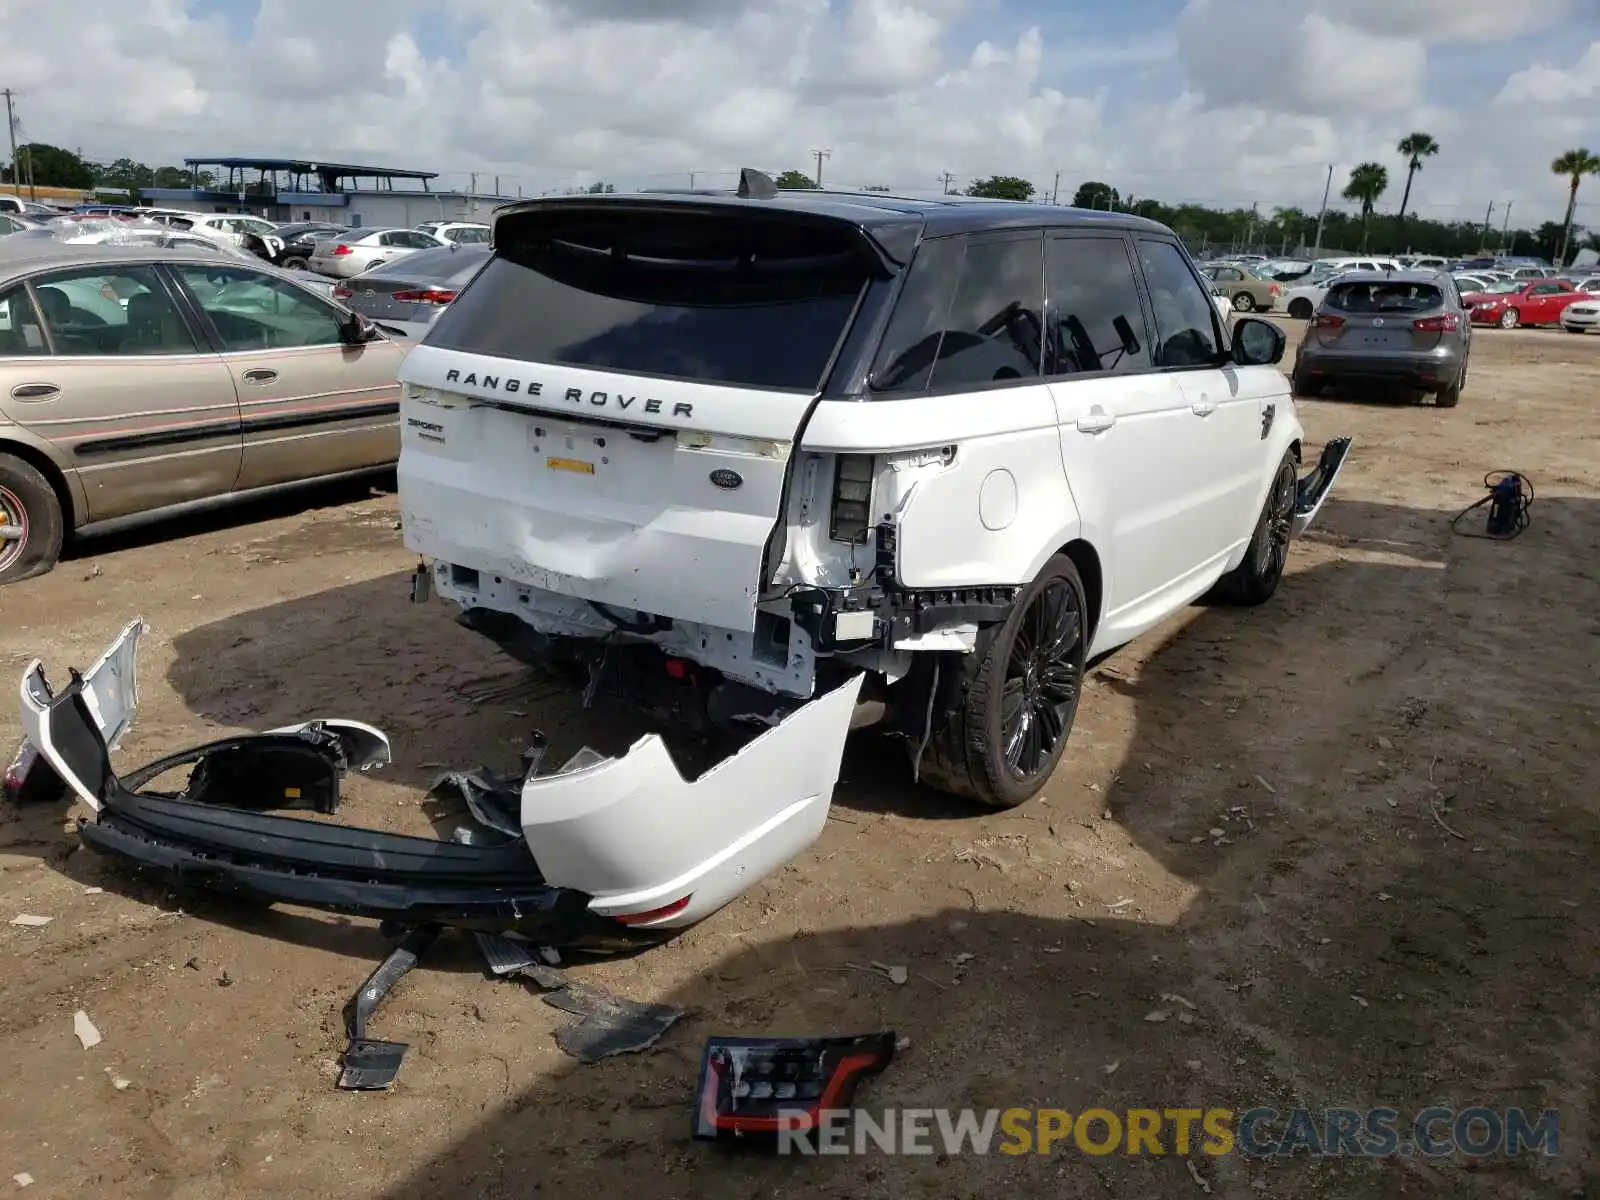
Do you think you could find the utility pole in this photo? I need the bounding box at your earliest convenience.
[2,89,17,200]
[1312,164,1332,255]
[1051,170,1060,205]
[1244,200,1259,249]
[468,171,478,219]
[1479,200,1495,250]
[938,170,956,195]
[688,171,695,189]
[1498,201,1513,251]
[811,148,831,187]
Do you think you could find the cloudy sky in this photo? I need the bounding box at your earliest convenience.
[4,0,1599,224]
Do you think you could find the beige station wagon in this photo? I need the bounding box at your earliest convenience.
[0,243,408,583]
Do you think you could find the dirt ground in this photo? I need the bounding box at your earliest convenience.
[1,320,1597,1199]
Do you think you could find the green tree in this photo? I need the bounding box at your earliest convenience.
[151,165,192,188]
[94,157,155,192]
[585,181,616,193]
[1551,148,1600,266]
[1,142,95,189]
[1341,162,1389,251]
[967,175,1034,201]
[1071,180,1118,209]
[1393,131,1439,245]
[774,169,817,190]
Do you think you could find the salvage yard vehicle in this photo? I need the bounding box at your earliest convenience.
[1199,261,1283,312]
[1290,270,1471,407]
[1462,277,1587,328]
[10,175,1352,944]
[308,227,450,279]
[0,243,408,583]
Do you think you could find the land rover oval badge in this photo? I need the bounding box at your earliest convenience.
[710,469,743,490]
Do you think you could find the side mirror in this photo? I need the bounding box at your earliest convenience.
[340,311,380,345]
[1231,316,1285,367]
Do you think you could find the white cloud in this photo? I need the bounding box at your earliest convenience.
[0,0,1593,225]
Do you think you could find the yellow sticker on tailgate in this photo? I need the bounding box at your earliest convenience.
[546,457,596,475]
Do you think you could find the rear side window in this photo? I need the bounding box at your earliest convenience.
[1044,236,1150,375]
[868,233,1043,395]
[1326,281,1443,312]
[428,208,876,392]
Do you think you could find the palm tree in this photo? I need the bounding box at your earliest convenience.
[1552,148,1600,267]
[1342,163,1389,251]
[1394,131,1439,246]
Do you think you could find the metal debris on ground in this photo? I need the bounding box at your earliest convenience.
[73,1010,101,1049]
[473,931,569,990]
[542,981,684,1063]
[338,925,439,1091]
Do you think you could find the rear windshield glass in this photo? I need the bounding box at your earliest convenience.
[369,245,488,282]
[1326,281,1444,312]
[424,207,875,392]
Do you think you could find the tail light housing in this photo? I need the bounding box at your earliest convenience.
[332,244,353,256]
[332,284,353,301]
[693,1033,897,1141]
[1412,313,1460,332]
[392,287,458,305]
[1312,313,1346,329]
[609,894,692,926]
[829,455,875,544]
[1270,283,1283,295]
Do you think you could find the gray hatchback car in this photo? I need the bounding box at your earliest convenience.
[1290,270,1470,407]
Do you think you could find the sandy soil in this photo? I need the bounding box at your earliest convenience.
[1,321,1597,1200]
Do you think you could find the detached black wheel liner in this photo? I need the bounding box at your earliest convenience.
[1214,451,1297,606]
[918,555,1088,809]
[0,453,64,585]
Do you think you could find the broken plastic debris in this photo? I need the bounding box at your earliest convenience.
[73,1010,102,1049]
[1102,1060,1120,1075]
[951,952,975,967]
[542,981,683,1063]
[12,1173,32,1188]
[1144,1010,1172,1023]
[895,1035,912,1052]
[83,887,103,895]
[9,914,51,927]
[1186,1157,1213,1193]
[871,961,909,986]
[1350,994,1369,1009]
[474,931,568,990]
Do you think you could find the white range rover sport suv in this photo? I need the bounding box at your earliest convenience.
[391,170,1351,931]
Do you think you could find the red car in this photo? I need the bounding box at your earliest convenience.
[1463,278,1589,328]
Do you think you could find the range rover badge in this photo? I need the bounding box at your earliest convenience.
[709,469,743,490]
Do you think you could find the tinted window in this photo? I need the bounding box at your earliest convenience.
[427,210,872,392]
[174,265,343,351]
[1530,282,1561,295]
[867,237,963,395]
[1326,281,1443,312]
[924,234,1043,391]
[0,283,47,355]
[368,245,489,283]
[447,227,490,244]
[1135,240,1220,367]
[31,266,199,357]
[1044,236,1150,375]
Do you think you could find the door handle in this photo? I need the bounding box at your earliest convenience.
[242,368,279,384]
[1075,406,1116,434]
[9,383,59,400]
[1191,398,1218,417]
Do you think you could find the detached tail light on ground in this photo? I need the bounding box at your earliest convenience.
[392,288,458,305]
[692,1033,897,1141]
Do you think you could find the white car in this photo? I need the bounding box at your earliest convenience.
[1283,264,1401,319]
[23,178,1352,946]
[172,213,280,248]
[307,227,450,278]
[416,220,491,245]
[1561,298,1600,333]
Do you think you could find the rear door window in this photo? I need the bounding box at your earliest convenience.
[922,232,1044,392]
[427,209,877,392]
[29,266,200,356]
[1044,235,1151,376]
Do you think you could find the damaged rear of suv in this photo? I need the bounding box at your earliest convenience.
[390,171,1347,922]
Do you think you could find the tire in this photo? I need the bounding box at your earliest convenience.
[1288,298,1313,319]
[1232,292,1255,312]
[1436,358,1465,408]
[1563,325,1585,334]
[1291,368,1319,397]
[0,453,65,585]
[1499,308,1520,329]
[281,256,308,271]
[918,555,1088,809]
[1213,451,1296,607]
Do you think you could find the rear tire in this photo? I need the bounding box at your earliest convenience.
[1232,292,1255,312]
[1288,298,1313,319]
[1291,367,1319,397]
[1499,308,1520,329]
[1213,451,1296,607]
[918,555,1088,810]
[0,453,65,585]
[281,256,308,270]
